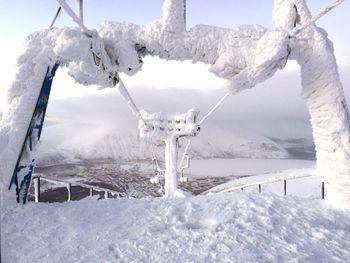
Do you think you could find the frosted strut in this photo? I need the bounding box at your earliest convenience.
[56,0,90,36]
[117,79,147,126]
[76,0,84,25]
[273,0,350,209]
[291,0,345,36]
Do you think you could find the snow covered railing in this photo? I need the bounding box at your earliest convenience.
[203,174,325,199]
[32,174,129,203]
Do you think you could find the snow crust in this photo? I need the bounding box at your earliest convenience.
[2,190,350,262]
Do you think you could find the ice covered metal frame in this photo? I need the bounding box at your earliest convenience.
[139,109,200,197]
[7,64,59,204]
[1,0,350,207]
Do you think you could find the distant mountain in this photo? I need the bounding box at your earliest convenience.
[36,87,314,165]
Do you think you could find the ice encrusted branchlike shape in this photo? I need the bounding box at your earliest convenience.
[274,0,350,209]
[0,0,349,207]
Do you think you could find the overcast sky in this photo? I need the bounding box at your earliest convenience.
[0,0,349,116]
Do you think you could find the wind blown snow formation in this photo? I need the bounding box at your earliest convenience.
[0,0,349,208]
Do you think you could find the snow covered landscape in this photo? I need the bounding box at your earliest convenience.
[1,0,350,262]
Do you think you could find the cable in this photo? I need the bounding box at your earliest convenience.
[178,91,231,171]
[199,92,230,125]
[117,79,147,126]
[49,6,62,29]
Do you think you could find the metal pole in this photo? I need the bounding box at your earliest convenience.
[322,182,325,199]
[34,177,40,203]
[67,183,71,201]
[258,184,261,193]
[77,0,84,24]
[164,137,178,197]
[183,0,186,30]
[284,180,287,196]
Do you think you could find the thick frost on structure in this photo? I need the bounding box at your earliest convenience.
[0,0,349,206]
[139,109,200,197]
[273,0,350,209]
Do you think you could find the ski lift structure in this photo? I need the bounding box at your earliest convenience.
[2,0,350,209]
[139,108,200,196]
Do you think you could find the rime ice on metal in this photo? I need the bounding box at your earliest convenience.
[139,109,200,197]
[0,0,349,208]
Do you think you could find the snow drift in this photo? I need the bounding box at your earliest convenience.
[2,190,350,262]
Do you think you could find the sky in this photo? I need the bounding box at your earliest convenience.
[0,0,349,114]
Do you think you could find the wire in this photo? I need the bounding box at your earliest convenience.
[49,6,62,29]
[198,92,230,125]
[178,91,231,171]
[117,79,147,126]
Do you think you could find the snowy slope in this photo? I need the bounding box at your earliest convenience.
[2,189,350,262]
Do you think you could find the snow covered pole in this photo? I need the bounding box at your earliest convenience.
[161,0,187,59]
[139,109,200,197]
[34,177,40,203]
[273,0,350,209]
[67,183,71,201]
[164,136,179,197]
[56,0,91,36]
[117,79,147,125]
[76,0,84,25]
[162,0,186,32]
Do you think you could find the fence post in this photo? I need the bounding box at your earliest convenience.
[104,190,108,199]
[90,187,93,197]
[321,182,325,199]
[34,177,40,203]
[67,183,71,201]
[258,184,261,193]
[283,180,287,196]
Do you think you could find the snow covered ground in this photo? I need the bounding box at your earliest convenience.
[2,181,350,262]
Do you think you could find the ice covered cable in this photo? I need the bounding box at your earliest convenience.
[0,0,349,207]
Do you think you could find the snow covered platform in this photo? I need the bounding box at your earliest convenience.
[2,172,350,262]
